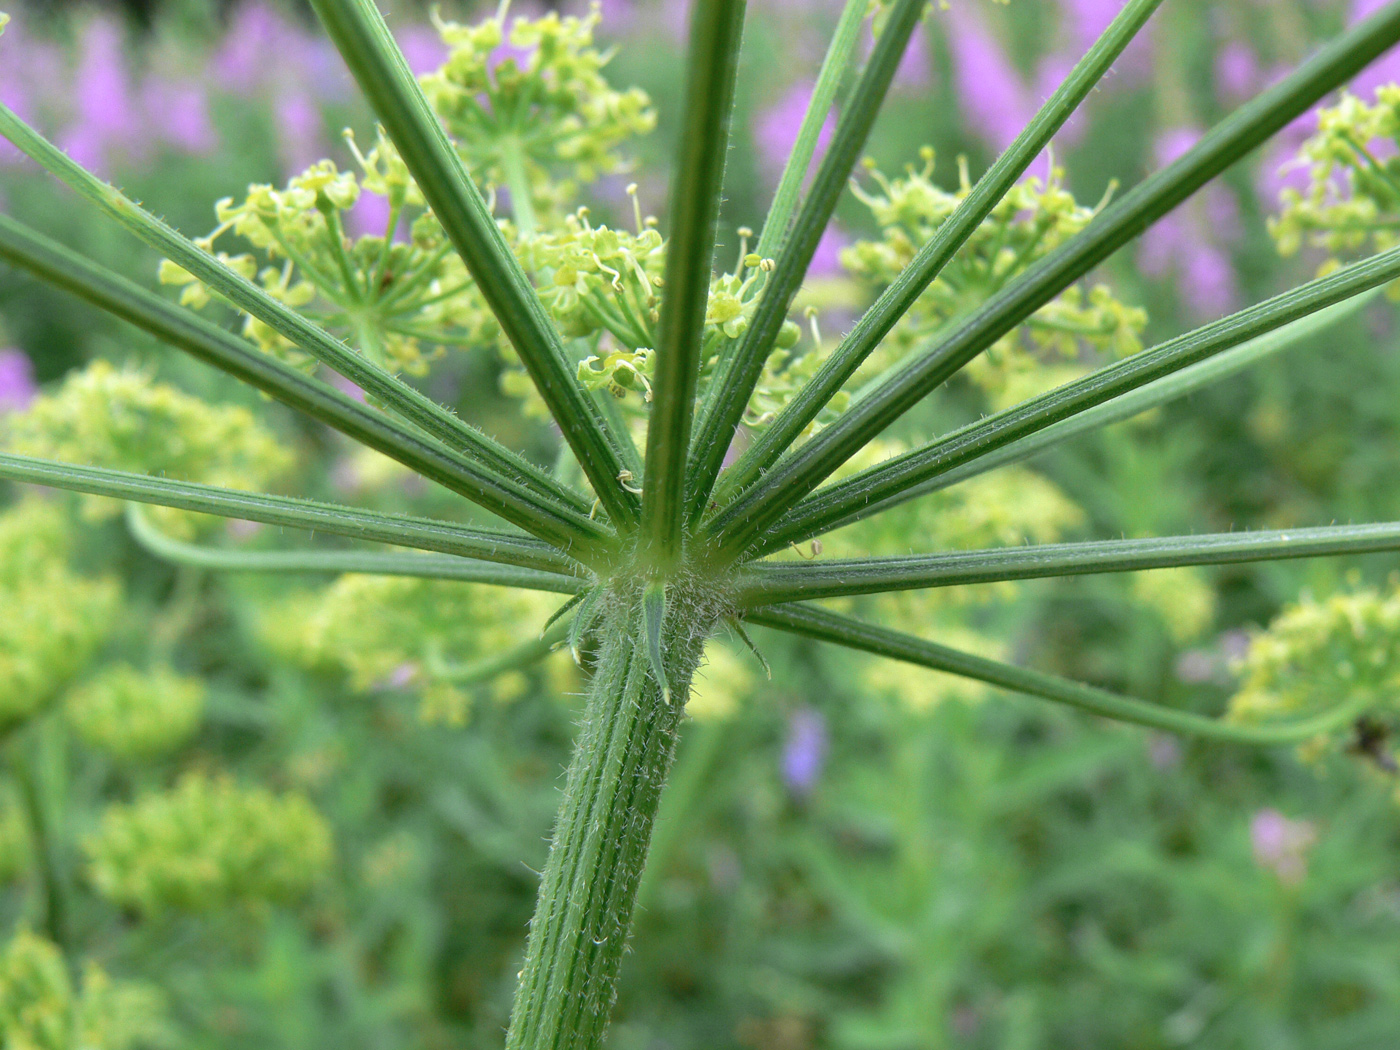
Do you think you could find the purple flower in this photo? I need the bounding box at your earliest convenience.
[808,224,850,279]
[754,80,835,185]
[943,5,1046,171]
[1250,808,1317,885]
[395,23,449,77]
[1147,734,1182,771]
[1256,108,1318,201]
[0,348,35,413]
[782,707,827,796]
[1215,41,1260,105]
[328,372,367,403]
[1138,128,1239,317]
[142,76,218,155]
[275,88,328,177]
[893,23,931,89]
[213,3,288,92]
[59,16,142,175]
[1351,0,1400,100]
[345,191,395,240]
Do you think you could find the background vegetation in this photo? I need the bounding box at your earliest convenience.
[4,0,1400,1047]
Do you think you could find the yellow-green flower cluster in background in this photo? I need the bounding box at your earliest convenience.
[259,575,561,724]
[0,929,167,1050]
[1272,86,1400,292]
[842,150,1146,407]
[3,361,291,536]
[516,211,800,421]
[1230,583,1400,768]
[421,4,656,223]
[84,772,332,917]
[64,664,206,762]
[0,499,120,730]
[160,152,500,376]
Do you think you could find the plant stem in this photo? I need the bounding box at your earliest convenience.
[754,0,867,260]
[507,595,698,1050]
[0,105,586,514]
[0,214,615,561]
[10,726,70,952]
[643,0,748,566]
[717,0,1165,502]
[124,503,584,593]
[736,518,1400,605]
[707,0,1400,555]
[309,0,641,530]
[684,0,927,522]
[751,603,1373,745]
[0,452,579,575]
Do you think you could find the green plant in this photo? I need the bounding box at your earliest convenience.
[5,0,1400,1046]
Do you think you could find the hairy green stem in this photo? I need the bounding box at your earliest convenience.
[751,604,1373,744]
[506,597,699,1050]
[737,519,1400,604]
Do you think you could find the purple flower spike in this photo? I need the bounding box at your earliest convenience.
[1250,808,1317,885]
[0,348,36,413]
[1215,41,1260,105]
[60,16,141,175]
[214,3,288,92]
[1138,128,1240,317]
[275,88,328,178]
[143,77,217,155]
[396,23,450,77]
[782,707,828,796]
[943,5,1035,154]
[754,80,835,185]
[808,224,850,279]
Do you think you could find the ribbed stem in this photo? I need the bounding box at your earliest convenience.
[506,594,699,1050]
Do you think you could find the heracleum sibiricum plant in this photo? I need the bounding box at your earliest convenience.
[9,0,1400,1044]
